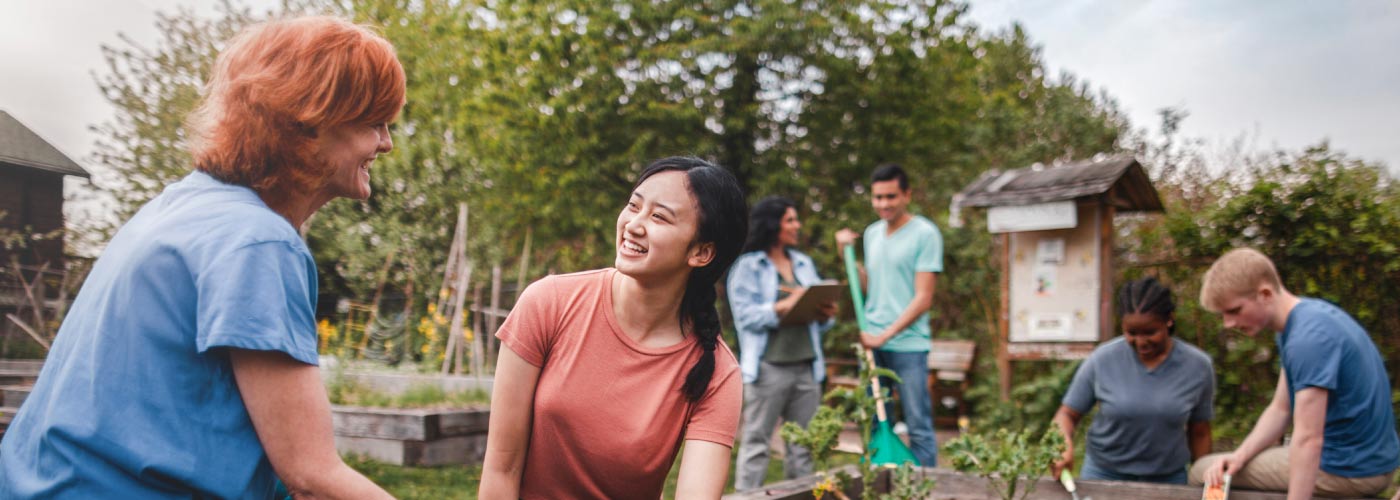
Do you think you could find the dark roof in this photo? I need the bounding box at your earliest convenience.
[955,156,1162,212]
[0,110,90,178]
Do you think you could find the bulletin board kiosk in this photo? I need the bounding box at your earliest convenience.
[953,156,1163,400]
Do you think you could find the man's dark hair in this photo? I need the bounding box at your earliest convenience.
[870,163,909,191]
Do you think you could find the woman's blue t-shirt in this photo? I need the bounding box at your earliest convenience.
[0,171,320,498]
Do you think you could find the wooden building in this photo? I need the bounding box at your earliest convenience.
[0,110,89,269]
[954,155,1163,399]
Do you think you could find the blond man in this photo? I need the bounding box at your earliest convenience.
[1190,248,1398,499]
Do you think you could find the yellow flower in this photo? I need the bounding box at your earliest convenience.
[317,318,338,350]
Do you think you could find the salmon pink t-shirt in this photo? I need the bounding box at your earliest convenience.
[496,268,742,499]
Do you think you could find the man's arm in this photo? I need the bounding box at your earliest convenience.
[229,350,392,500]
[674,440,732,500]
[1203,370,1292,486]
[862,271,935,348]
[479,346,541,499]
[1286,387,1327,500]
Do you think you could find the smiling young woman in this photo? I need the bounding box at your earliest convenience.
[1049,277,1216,484]
[480,157,748,500]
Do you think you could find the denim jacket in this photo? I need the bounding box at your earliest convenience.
[726,249,835,384]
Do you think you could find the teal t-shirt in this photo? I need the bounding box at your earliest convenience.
[862,215,943,352]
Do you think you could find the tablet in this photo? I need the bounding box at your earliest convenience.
[778,281,844,326]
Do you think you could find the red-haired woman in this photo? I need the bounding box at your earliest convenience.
[1,17,403,499]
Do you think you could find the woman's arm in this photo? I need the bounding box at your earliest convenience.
[1189,420,1213,460]
[1049,405,1082,478]
[478,346,541,499]
[674,440,732,500]
[725,259,782,332]
[229,349,392,500]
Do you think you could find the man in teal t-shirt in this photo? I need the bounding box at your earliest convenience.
[836,163,943,465]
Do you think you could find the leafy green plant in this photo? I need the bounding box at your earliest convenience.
[944,427,1065,500]
[780,345,935,499]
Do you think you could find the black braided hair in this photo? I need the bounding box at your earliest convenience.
[1118,276,1176,335]
[633,157,748,403]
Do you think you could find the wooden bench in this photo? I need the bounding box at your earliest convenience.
[927,339,976,429]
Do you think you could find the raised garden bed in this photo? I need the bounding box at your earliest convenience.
[331,405,490,467]
[722,466,1368,500]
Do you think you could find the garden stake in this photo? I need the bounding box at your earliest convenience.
[844,244,919,467]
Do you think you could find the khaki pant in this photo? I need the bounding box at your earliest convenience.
[1189,447,1395,497]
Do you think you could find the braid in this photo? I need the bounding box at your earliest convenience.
[680,279,720,402]
[631,156,747,404]
[1118,277,1176,334]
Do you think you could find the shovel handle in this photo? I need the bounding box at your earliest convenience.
[842,245,868,332]
[864,348,889,423]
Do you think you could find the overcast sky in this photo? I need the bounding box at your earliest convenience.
[2,0,1397,209]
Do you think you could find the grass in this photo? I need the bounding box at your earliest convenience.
[327,378,489,409]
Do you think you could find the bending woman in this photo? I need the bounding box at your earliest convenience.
[728,196,836,490]
[0,17,402,498]
[480,157,748,499]
[1050,277,1215,484]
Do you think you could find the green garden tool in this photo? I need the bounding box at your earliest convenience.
[1060,469,1084,500]
[843,244,919,467]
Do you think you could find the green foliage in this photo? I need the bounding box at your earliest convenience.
[781,345,933,499]
[1122,129,1400,444]
[966,360,1077,436]
[83,1,270,239]
[944,427,1065,500]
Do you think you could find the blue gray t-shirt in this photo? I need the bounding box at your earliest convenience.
[1062,337,1215,476]
[0,171,320,499]
[1279,298,1399,478]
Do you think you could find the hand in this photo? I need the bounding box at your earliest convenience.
[773,287,806,316]
[815,301,838,322]
[834,228,860,249]
[859,331,888,349]
[1050,450,1074,478]
[1202,452,1244,487]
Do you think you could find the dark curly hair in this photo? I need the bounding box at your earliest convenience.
[740,196,797,254]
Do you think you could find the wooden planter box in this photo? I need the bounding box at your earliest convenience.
[331,405,489,466]
[724,466,1363,500]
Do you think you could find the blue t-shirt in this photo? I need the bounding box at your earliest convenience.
[862,215,943,353]
[0,171,320,499]
[1278,298,1399,478]
[1062,337,1215,476]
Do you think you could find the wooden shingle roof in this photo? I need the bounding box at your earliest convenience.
[0,110,89,178]
[955,156,1161,212]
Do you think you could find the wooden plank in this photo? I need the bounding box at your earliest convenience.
[2,385,30,408]
[331,406,435,440]
[927,340,975,373]
[722,467,1356,500]
[1099,201,1115,341]
[1007,342,1096,360]
[997,233,1011,401]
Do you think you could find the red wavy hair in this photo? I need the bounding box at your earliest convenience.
[188,16,406,205]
